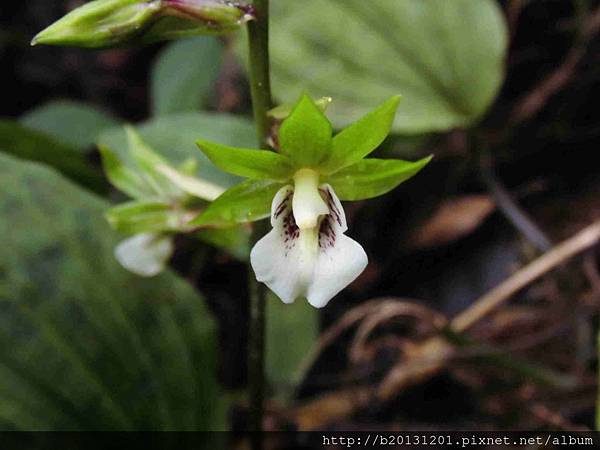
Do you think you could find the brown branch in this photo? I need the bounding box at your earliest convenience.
[480,152,553,252]
[510,6,600,125]
[452,220,600,332]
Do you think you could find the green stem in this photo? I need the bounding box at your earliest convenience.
[247,0,273,147]
[246,0,272,441]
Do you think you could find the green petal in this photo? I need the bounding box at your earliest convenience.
[327,156,432,201]
[191,180,286,227]
[322,96,401,173]
[106,201,191,234]
[99,145,153,200]
[197,140,294,181]
[279,94,332,168]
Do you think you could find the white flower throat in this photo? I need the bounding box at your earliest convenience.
[250,169,367,308]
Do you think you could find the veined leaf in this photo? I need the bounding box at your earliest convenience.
[258,0,508,133]
[0,153,226,431]
[151,37,223,116]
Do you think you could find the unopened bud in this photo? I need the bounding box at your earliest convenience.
[32,0,254,48]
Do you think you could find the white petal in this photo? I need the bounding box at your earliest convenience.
[306,234,367,308]
[305,184,366,307]
[251,183,368,308]
[114,233,174,277]
[292,168,328,229]
[251,185,313,303]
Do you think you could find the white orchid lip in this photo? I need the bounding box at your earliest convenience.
[250,180,367,308]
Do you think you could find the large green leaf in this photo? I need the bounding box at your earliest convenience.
[262,0,508,134]
[151,37,223,116]
[0,119,105,193]
[99,112,255,189]
[0,153,226,431]
[20,100,118,150]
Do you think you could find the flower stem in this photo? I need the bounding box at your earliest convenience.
[247,0,273,147]
[246,0,272,442]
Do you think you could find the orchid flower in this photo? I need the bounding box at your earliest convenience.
[194,95,431,308]
[100,127,226,276]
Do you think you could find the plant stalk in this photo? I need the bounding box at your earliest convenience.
[246,0,272,442]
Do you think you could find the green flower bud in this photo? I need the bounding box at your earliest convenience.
[32,0,254,48]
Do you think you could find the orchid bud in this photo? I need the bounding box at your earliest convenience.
[163,0,254,27]
[32,0,254,48]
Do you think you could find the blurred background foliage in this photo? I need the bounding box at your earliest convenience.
[2,0,600,433]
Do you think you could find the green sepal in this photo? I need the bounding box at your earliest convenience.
[279,94,332,168]
[197,139,294,181]
[32,0,254,49]
[124,126,182,199]
[322,96,401,174]
[155,163,225,201]
[32,0,163,48]
[99,145,153,200]
[106,200,194,233]
[191,179,285,227]
[326,155,432,201]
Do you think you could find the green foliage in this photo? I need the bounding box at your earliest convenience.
[327,156,432,201]
[193,95,430,227]
[266,297,318,396]
[0,119,105,193]
[197,140,294,181]
[32,0,252,48]
[278,95,332,167]
[0,153,227,431]
[100,122,251,268]
[21,100,118,149]
[99,112,255,188]
[192,179,285,227]
[106,201,189,234]
[99,146,154,200]
[151,37,223,116]
[323,96,401,173]
[262,0,508,133]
